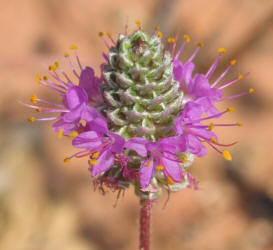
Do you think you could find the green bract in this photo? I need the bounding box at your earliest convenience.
[102,30,183,141]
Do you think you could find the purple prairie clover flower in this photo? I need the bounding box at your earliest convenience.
[125,136,187,188]
[171,38,254,115]
[25,46,103,137]
[69,121,125,177]
[24,21,254,199]
[175,101,238,159]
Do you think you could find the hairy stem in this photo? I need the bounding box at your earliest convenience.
[139,199,153,250]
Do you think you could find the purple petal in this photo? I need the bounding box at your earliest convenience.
[72,131,102,150]
[62,104,85,123]
[187,74,210,98]
[52,118,77,133]
[139,158,155,188]
[125,137,148,157]
[110,132,125,154]
[91,150,114,176]
[186,134,207,156]
[159,136,187,153]
[65,86,88,110]
[161,153,182,182]
[87,117,109,135]
[79,67,102,103]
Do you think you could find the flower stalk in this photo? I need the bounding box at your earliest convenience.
[140,199,153,250]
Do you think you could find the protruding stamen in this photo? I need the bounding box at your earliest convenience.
[64,157,70,163]
[54,61,60,68]
[69,131,78,140]
[58,129,63,138]
[208,123,214,131]
[28,116,35,122]
[227,107,235,112]
[220,89,253,102]
[106,32,116,45]
[197,42,204,47]
[167,176,174,185]
[210,138,217,144]
[43,76,48,81]
[155,165,164,170]
[182,156,187,163]
[145,160,152,167]
[237,122,243,126]
[30,94,37,104]
[188,44,202,62]
[64,52,69,57]
[92,152,100,159]
[69,45,78,50]
[64,50,80,78]
[48,65,56,71]
[157,31,163,38]
[167,37,175,44]
[36,74,41,84]
[230,59,237,65]
[98,31,104,37]
[89,159,98,165]
[184,34,190,43]
[135,20,141,29]
[155,25,160,31]
[238,73,243,80]
[36,108,42,113]
[218,48,226,53]
[222,150,232,161]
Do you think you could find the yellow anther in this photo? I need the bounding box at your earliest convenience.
[69,45,78,50]
[43,76,48,81]
[64,52,69,57]
[157,31,163,38]
[36,108,42,113]
[48,65,54,71]
[230,59,237,65]
[155,25,160,31]
[238,73,243,80]
[249,88,254,93]
[92,152,100,159]
[135,20,141,29]
[106,32,112,37]
[90,159,98,165]
[227,107,235,112]
[184,34,190,43]
[69,131,78,140]
[58,129,63,138]
[218,48,226,53]
[197,42,204,47]
[237,122,243,126]
[208,123,214,131]
[167,176,174,185]
[222,150,232,161]
[35,74,41,84]
[64,157,70,163]
[98,31,104,37]
[27,116,35,122]
[30,94,37,104]
[167,37,175,44]
[210,138,217,144]
[145,160,152,167]
[155,165,164,170]
[54,61,60,68]
[182,155,187,163]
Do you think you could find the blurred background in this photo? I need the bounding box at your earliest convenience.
[0,0,273,249]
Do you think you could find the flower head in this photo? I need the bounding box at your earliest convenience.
[24,22,253,199]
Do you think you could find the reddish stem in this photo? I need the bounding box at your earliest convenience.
[139,199,153,250]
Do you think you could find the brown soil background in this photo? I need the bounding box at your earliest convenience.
[0,0,273,249]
